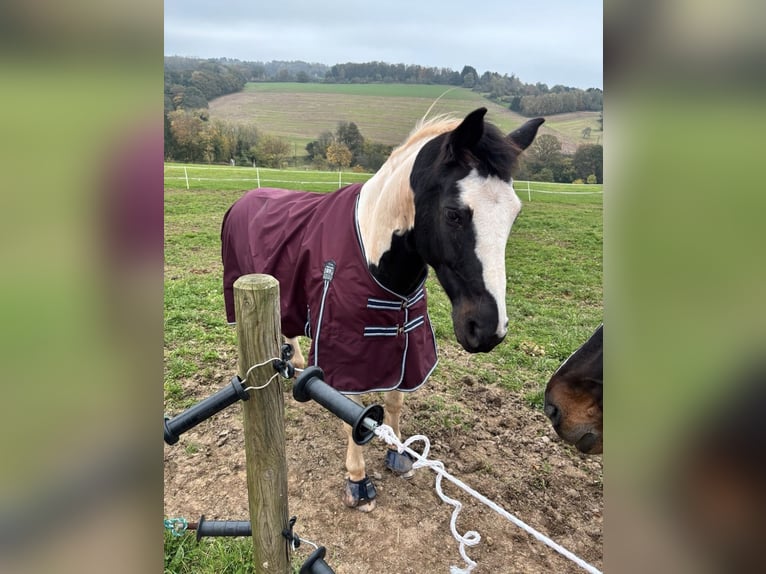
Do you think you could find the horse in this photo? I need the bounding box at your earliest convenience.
[543,324,603,454]
[221,107,544,511]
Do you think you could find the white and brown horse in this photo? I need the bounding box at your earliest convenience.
[222,108,543,510]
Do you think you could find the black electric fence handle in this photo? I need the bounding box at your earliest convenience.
[300,547,335,574]
[187,515,334,573]
[164,376,249,445]
[292,366,384,445]
[192,516,251,542]
[164,345,295,445]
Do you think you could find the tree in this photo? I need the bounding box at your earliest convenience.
[209,120,237,163]
[336,121,364,164]
[326,141,352,170]
[529,134,562,165]
[532,167,554,182]
[461,65,478,88]
[253,135,290,168]
[306,131,334,162]
[553,157,577,183]
[168,108,209,162]
[573,144,603,183]
[234,123,260,163]
[167,84,208,111]
[358,141,393,171]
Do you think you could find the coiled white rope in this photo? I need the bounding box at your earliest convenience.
[373,425,602,574]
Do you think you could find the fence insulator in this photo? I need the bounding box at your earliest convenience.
[164,376,249,445]
[292,366,384,445]
[299,546,335,574]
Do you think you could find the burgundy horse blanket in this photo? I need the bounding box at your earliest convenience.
[221,183,438,394]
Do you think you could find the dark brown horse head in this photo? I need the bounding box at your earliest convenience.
[544,324,603,454]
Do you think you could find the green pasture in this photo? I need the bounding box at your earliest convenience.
[542,111,603,151]
[163,169,601,571]
[208,82,597,153]
[164,166,602,408]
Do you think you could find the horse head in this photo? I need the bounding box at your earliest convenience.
[544,325,603,454]
[409,108,544,353]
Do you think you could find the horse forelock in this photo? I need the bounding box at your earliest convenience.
[473,122,520,181]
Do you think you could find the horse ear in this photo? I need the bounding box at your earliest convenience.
[508,118,545,151]
[446,107,487,160]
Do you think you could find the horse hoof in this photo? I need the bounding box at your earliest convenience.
[385,449,415,479]
[343,476,377,511]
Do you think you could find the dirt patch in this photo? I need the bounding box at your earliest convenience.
[164,359,602,574]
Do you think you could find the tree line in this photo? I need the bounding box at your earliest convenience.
[164,57,602,117]
[518,134,602,184]
[165,107,393,172]
[163,56,602,177]
[165,108,601,183]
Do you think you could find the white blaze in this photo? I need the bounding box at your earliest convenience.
[457,169,521,338]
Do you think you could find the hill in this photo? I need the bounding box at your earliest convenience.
[207,83,602,155]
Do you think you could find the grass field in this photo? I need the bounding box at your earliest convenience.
[163,167,601,572]
[208,82,602,154]
[163,165,602,407]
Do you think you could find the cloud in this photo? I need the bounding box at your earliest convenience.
[164,0,602,88]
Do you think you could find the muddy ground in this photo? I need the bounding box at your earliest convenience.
[164,346,602,574]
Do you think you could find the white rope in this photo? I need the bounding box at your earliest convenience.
[374,425,602,574]
[292,536,318,552]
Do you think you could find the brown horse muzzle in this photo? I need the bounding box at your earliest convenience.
[544,376,603,454]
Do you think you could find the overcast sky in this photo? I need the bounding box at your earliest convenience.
[165,1,602,89]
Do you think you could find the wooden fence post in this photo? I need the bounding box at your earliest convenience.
[233,274,290,574]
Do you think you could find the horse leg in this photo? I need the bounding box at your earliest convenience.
[284,336,305,371]
[341,394,376,512]
[383,391,415,478]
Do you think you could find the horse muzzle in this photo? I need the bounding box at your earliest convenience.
[452,308,506,353]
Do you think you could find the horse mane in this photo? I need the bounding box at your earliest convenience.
[358,115,463,265]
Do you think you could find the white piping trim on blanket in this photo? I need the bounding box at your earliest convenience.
[366,288,426,311]
[312,260,336,366]
[404,315,425,332]
[363,315,425,337]
[343,310,440,396]
[363,326,399,337]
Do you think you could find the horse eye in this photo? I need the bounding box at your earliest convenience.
[444,208,462,226]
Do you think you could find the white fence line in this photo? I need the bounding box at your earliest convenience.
[164,165,602,197]
[164,164,360,176]
[525,189,603,195]
[164,177,350,187]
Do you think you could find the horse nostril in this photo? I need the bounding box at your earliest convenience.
[544,402,561,426]
[465,319,481,343]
